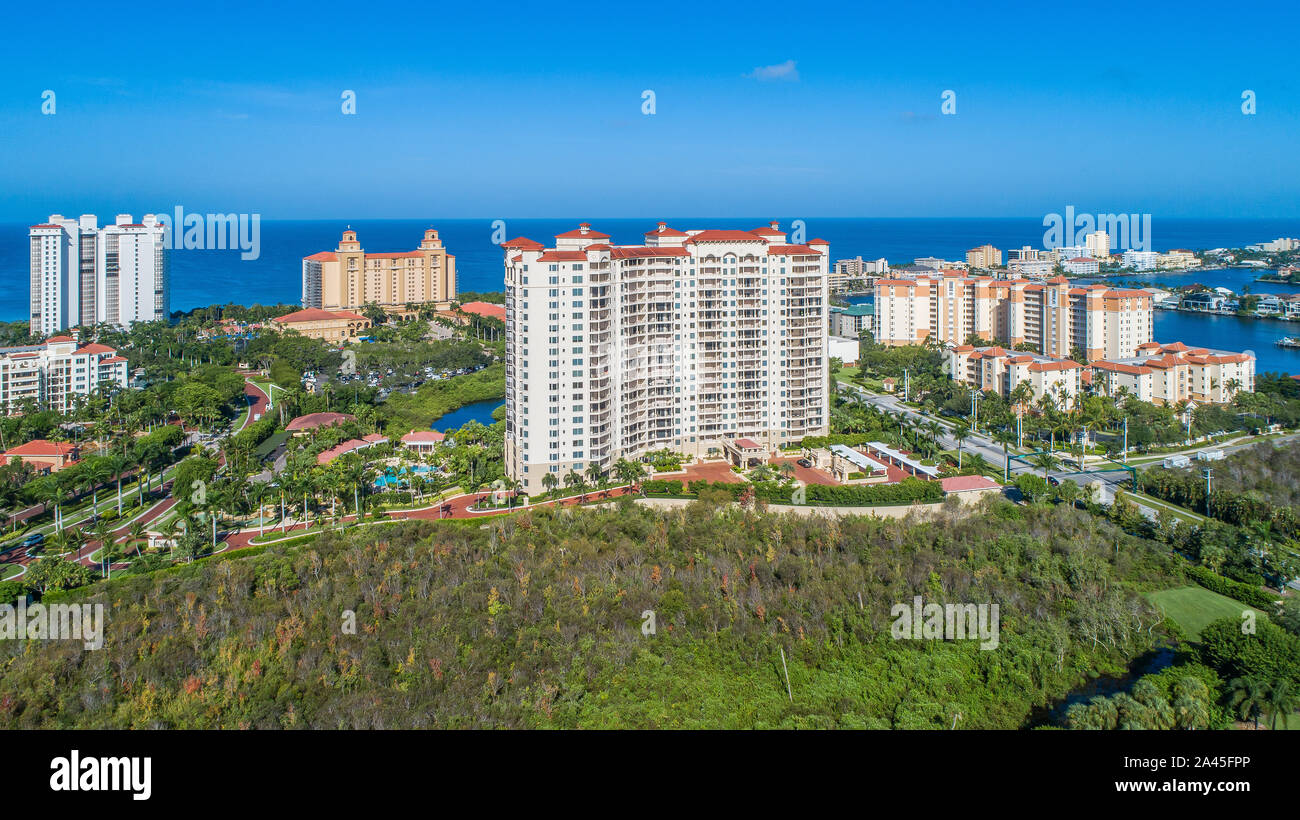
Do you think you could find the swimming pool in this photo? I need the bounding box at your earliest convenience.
[374,464,438,488]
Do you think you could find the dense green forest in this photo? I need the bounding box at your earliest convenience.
[0,497,1186,728]
[1140,441,1300,539]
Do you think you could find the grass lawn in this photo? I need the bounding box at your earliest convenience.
[0,563,20,580]
[1146,585,1266,641]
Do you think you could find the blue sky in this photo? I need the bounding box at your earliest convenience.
[1,0,1298,221]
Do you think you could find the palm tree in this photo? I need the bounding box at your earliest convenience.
[128,520,146,558]
[563,469,586,502]
[541,472,558,498]
[1031,450,1058,479]
[614,458,644,488]
[585,463,605,494]
[993,427,1015,482]
[952,422,970,469]
[1264,679,1297,730]
[1228,677,1269,729]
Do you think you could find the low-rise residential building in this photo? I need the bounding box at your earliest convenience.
[1181,292,1228,312]
[1159,249,1200,269]
[830,257,888,290]
[1122,250,1159,271]
[1007,259,1053,278]
[1091,342,1255,405]
[1052,245,1089,263]
[829,303,874,337]
[0,335,129,414]
[948,345,1083,410]
[1063,257,1100,276]
[317,433,387,465]
[401,430,446,453]
[271,308,372,343]
[1,439,80,473]
[1251,238,1300,253]
[1008,246,1051,262]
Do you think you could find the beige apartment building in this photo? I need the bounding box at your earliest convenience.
[1090,342,1254,406]
[948,345,1083,410]
[503,222,830,496]
[873,274,1153,361]
[965,244,1002,269]
[302,228,456,313]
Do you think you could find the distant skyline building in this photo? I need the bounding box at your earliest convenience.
[1063,257,1100,276]
[29,214,168,336]
[502,221,830,496]
[965,244,1002,269]
[301,228,457,314]
[1007,259,1053,278]
[830,256,888,290]
[873,274,1154,361]
[1122,250,1159,271]
[1250,238,1300,253]
[1085,230,1111,258]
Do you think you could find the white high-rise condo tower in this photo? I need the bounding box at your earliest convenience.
[502,222,830,497]
[29,214,168,336]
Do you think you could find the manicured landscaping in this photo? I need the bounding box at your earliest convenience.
[1146,585,1266,641]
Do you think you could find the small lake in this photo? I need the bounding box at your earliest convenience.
[431,398,504,432]
[1025,647,1177,728]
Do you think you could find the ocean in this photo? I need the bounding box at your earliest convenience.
[3,216,1298,371]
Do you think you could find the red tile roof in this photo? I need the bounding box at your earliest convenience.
[401,430,445,444]
[274,308,368,323]
[687,230,768,243]
[4,439,79,457]
[555,224,610,240]
[940,475,1000,493]
[286,412,356,432]
[75,343,116,355]
[501,237,544,250]
[303,251,337,262]
[537,251,589,262]
[644,223,688,237]
[458,301,506,320]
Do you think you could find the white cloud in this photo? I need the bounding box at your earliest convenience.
[745,59,799,82]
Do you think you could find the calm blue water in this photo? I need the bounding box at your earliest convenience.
[4,216,1297,372]
[375,464,436,489]
[3,217,1297,320]
[431,398,503,432]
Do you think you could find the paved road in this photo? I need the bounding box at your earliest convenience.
[836,380,1300,521]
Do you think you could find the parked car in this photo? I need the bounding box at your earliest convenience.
[21,532,45,548]
[796,458,812,468]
